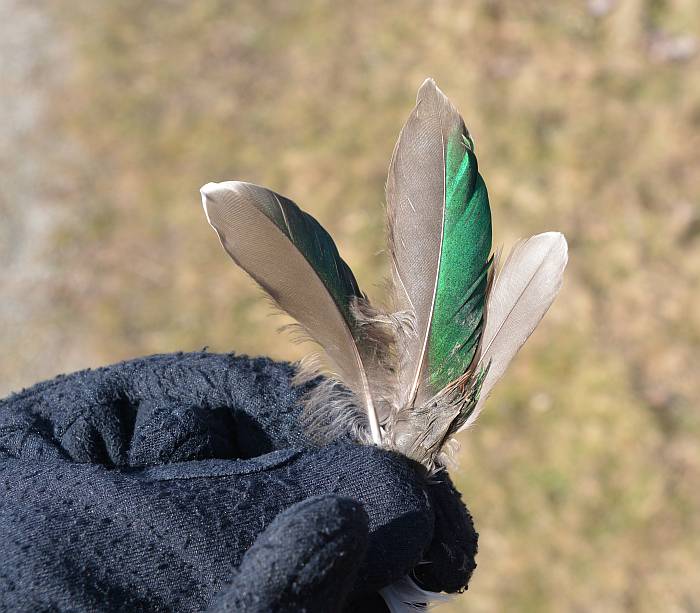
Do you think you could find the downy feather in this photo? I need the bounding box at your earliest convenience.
[200,181,384,443]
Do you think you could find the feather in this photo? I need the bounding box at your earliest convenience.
[461,232,568,430]
[386,78,492,410]
[199,79,568,471]
[385,79,492,462]
[200,181,383,444]
[379,575,452,612]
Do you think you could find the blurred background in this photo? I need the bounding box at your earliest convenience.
[1,0,699,610]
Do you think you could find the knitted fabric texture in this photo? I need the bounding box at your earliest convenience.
[0,352,477,612]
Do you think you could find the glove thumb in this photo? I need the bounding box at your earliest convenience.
[209,495,369,613]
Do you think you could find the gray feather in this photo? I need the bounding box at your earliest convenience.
[201,181,383,443]
[461,232,568,430]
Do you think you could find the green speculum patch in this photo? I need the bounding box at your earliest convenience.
[428,131,492,391]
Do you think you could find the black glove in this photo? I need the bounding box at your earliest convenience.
[0,352,477,612]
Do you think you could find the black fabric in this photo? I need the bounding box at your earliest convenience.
[0,352,477,612]
[211,495,369,612]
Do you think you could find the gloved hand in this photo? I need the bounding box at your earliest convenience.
[0,352,477,612]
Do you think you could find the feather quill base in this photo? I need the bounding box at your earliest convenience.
[380,575,452,612]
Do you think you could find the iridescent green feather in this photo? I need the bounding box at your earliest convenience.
[252,190,363,323]
[429,131,492,390]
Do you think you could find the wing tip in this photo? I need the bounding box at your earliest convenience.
[532,231,568,258]
[548,231,569,265]
[415,78,464,130]
[525,232,568,284]
[200,180,251,221]
[416,77,445,104]
[200,182,218,224]
[200,180,247,199]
